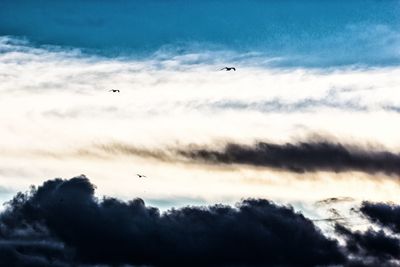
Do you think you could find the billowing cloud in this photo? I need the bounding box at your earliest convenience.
[0,176,345,266]
[3,175,400,266]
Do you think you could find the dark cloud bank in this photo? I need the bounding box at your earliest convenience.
[86,140,400,178]
[1,176,400,266]
[181,141,400,176]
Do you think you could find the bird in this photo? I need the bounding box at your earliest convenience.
[137,174,147,178]
[109,89,120,93]
[220,67,236,71]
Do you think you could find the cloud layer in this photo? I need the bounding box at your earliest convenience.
[1,36,400,211]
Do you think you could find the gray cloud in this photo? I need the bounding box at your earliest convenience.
[202,96,367,113]
[179,141,400,176]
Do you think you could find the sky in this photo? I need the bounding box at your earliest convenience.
[1,0,400,266]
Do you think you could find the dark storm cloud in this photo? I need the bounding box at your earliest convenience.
[0,188,72,266]
[335,224,400,265]
[0,240,68,267]
[180,141,400,176]
[4,175,400,266]
[0,175,345,267]
[360,202,400,234]
[334,202,400,266]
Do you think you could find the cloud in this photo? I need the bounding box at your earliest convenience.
[203,91,367,113]
[333,201,400,266]
[0,175,345,266]
[4,175,400,266]
[315,197,355,206]
[335,224,400,266]
[360,202,400,234]
[180,141,400,176]
[0,240,68,267]
[2,35,400,159]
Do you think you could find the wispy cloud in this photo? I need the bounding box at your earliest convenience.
[1,37,400,207]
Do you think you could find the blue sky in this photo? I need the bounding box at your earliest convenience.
[1,0,400,66]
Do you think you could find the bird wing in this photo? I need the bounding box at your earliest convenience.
[220,67,227,70]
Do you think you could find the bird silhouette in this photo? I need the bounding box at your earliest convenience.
[220,67,236,71]
[137,174,147,178]
[109,89,120,93]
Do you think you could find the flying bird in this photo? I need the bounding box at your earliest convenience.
[137,174,147,178]
[109,89,120,93]
[220,67,236,71]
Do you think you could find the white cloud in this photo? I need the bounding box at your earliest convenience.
[1,36,400,207]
